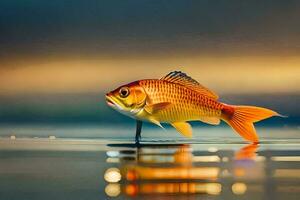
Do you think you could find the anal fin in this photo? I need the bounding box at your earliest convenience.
[171,122,192,138]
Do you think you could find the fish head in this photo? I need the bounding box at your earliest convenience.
[105,81,147,116]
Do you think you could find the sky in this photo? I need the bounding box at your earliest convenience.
[0,1,300,58]
[0,1,299,123]
[0,1,300,95]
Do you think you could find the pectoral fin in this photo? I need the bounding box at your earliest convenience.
[171,122,192,138]
[144,102,172,114]
[149,117,164,129]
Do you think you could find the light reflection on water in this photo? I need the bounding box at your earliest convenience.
[104,143,300,199]
[0,126,299,199]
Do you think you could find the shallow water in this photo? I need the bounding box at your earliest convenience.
[0,126,299,200]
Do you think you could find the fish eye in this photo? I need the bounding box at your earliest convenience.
[119,87,130,98]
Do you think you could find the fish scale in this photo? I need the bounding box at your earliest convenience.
[139,80,223,122]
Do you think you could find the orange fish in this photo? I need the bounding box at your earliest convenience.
[106,71,283,143]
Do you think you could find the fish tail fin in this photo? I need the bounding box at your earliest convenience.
[221,104,284,143]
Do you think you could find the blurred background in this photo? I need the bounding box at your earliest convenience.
[0,0,299,126]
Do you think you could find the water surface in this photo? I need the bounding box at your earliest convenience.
[0,126,299,200]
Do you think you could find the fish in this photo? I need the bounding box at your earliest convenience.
[105,71,284,143]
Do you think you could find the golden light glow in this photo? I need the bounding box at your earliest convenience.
[232,182,247,195]
[106,158,120,163]
[104,168,121,183]
[254,156,266,162]
[271,156,300,162]
[207,147,218,152]
[192,156,220,162]
[205,183,222,195]
[10,135,16,140]
[221,169,230,177]
[105,183,121,197]
[106,151,120,157]
[48,136,56,140]
[222,157,229,162]
[1,55,299,95]
[273,169,300,178]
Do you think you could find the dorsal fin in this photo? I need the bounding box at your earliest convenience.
[160,71,218,99]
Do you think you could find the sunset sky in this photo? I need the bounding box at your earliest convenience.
[0,1,299,96]
[0,1,299,123]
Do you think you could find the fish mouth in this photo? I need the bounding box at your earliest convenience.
[106,93,125,111]
[105,95,116,107]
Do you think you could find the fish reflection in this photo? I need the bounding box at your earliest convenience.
[104,143,263,197]
[126,145,221,182]
[232,143,264,182]
[234,143,258,160]
[124,182,222,196]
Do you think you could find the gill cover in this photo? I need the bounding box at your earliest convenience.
[108,81,147,114]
